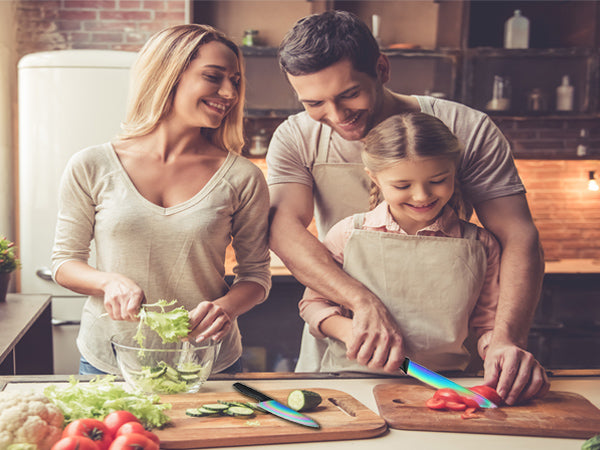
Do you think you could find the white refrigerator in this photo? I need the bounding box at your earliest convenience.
[18,50,137,374]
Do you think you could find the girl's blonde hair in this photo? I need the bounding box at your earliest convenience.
[120,24,246,154]
[362,112,472,219]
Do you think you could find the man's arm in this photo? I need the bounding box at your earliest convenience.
[475,193,550,405]
[269,182,405,371]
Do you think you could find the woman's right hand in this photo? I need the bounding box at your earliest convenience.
[102,273,145,321]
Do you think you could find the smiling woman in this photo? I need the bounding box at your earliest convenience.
[50,24,271,377]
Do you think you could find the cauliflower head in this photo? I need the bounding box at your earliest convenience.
[0,391,64,450]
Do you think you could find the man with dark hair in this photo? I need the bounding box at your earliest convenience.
[267,10,548,405]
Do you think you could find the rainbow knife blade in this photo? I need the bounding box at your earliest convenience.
[400,358,497,408]
[233,382,320,428]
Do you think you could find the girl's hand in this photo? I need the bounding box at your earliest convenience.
[102,274,145,321]
[188,300,232,343]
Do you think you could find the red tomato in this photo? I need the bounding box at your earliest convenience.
[469,385,504,405]
[461,407,479,420]
[445,400,467,411]
[103,411,140,437]
[433,388,464,404]
[115,422,159,445]
[108,433,159,450]
[143,430,160,445]
[459,396,480,410]
[425,397,446,410]
[63,418,112,450]
[115,422,147,437]
[52,436,100,450]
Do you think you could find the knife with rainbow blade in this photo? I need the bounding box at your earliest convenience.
[400,358,498,408]
[233,382,321,428]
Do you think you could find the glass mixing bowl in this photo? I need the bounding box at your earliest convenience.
[111,331,219,394]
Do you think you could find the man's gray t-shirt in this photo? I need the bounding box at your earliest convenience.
[266,95,524,212]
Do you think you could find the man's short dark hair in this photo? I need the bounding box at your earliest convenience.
[278,10,380,77]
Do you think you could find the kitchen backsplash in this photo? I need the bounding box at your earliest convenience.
[515,159,600,260]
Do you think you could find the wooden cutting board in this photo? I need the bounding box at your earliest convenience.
[154,388,387,448]
[373,382,600,439]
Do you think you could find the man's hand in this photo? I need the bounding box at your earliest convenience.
[483,339,550,405]
[347,299,406,373]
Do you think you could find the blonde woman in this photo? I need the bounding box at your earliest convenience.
[52,24,271,375]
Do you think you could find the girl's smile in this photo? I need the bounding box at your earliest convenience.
[367,156,456,235]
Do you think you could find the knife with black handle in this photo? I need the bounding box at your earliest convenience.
[233,382,320,428]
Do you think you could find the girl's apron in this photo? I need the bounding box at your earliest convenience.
[296,212,487,373]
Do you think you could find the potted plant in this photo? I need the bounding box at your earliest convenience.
[0,236,20,302]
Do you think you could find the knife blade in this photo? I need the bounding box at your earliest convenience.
[400,358,498,408]
[233,382,320,428]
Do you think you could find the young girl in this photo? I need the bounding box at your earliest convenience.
[296,112,500,373]
[52,25,271,375]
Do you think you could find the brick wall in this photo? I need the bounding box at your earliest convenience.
[516,159,600,260]
[16,0,187,58]
[493,117,600,260]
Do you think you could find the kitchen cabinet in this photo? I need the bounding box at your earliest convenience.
[529,272,600,369]
[0,294,53,375]
[463,48,597,116]
[227,275,306,372]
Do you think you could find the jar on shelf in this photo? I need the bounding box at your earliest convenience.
[242,29,258,47]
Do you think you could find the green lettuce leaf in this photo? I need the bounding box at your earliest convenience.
[135,299,191,346]
[43,376,171,429]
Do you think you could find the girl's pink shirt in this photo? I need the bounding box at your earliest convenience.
[299,201,500,356]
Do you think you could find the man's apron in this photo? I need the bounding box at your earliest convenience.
[296,124,371,372]
[295,123,486,372]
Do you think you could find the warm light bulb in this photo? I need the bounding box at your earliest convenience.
[589,171,599,191]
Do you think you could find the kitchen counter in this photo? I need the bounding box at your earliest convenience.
[1,371,598,449]
[0,294,53,375]
[544,258,600,274]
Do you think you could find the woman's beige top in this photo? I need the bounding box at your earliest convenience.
[52,143,271,374]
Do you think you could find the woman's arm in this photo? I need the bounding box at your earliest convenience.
[55,260,144,321]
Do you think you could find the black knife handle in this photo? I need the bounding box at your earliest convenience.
[233,382,272,402]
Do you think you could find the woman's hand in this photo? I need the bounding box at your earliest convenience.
[188,300,233,343]
[102,273,145,321]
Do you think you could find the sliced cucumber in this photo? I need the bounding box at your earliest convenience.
[177,361,204,375]
[201,403,230,412]
[165,365,181,381]
[180,373,199,382]
[224,406,255,417]
[287,389,322,412]
[144,365,167,378]
[185,407,218,417]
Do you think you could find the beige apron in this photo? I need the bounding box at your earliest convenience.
[297,212,487,373]
[296,124,373,372]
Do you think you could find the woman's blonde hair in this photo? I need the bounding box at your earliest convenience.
[120,24,246,154]
[362,112,472,219]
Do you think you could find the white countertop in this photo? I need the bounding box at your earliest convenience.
[2,374,598,450]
